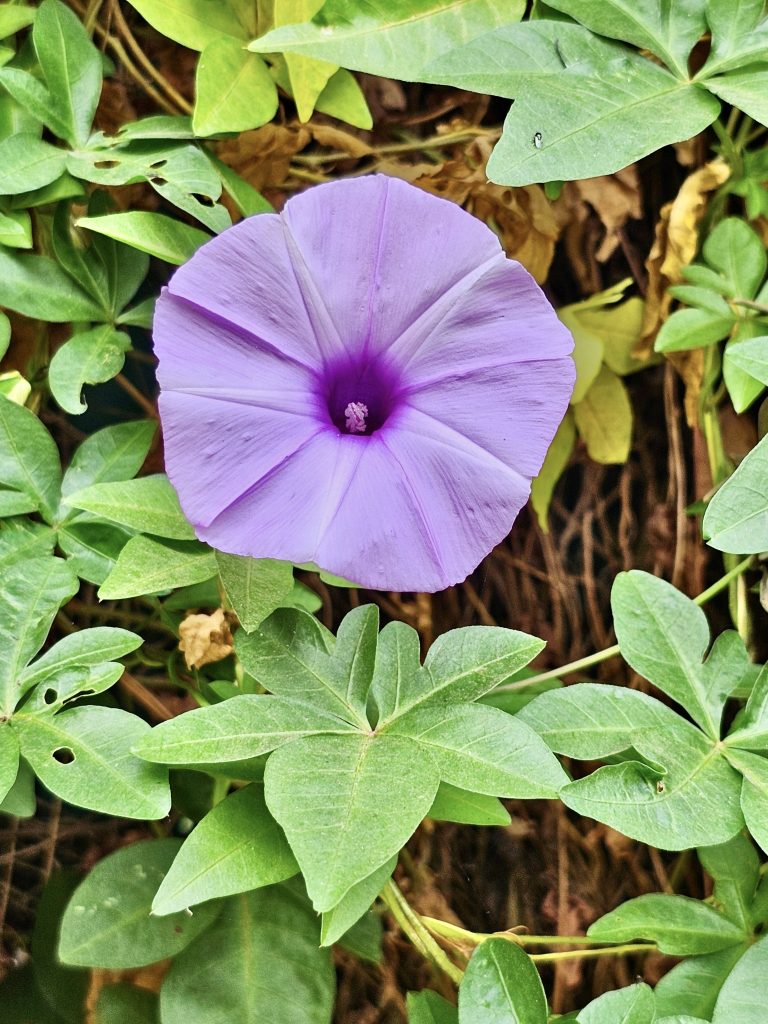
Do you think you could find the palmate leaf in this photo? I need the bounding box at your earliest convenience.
[215,552,294,633]
[138,605,553,913]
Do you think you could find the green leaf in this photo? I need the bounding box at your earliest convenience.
[14,706,171,819]
[133,693,357,765]
[31,870,90,1024]
[20,626,141,693]
[48,327,131,416]
[320,856,395,947]
[0,249,104,321]
[0,722,20,804]
[703,433,768,553]
[235,606,369,727]
[458,938,547,1024]
[249,0,520,80]
[0,312,10,360]
[0,65,70,140]
[0,395,61,522]
[487,60,718,187]
[160,886,335,1024]
[587,894,746,954]
[655,944,747,1020]
[698,834,760,932]
[546,0,705,76]
[522,684,745,849]
[194,38,277,135]
[0,758,35,817]
[726,663,768,752]
[211,155,273,216]
[723,321,765,414]
[387,625,545,723]
[265,732,440,911]
[409,990,458,1024]
[701,0,766,75]
[572,365,632,464]
[576,983,655,1024]
[98,536,215,599]
[152,783,297,915]
[703,217,767,297]
[655,306,736,353]
[724,748,768,854]
[428,782,511,826]
[58,839,219,968]
[64,474,195,539]
[614,572,718,728]
[215,552,293,632]
[391,702,567,798]
[0,133,66,195]
[724,334,768,386]
[32,0,102,145]
[95,984,158,1024]
[76,212,209,264]
[60,420,156,501]
[313,66,372,129]
[0,5,36,37]
[530,409,575,530]
[0,519,55,569]
[711,933,768,1023]
[128,0,248,50]
[706,68,768,130]
[0,557,78,715]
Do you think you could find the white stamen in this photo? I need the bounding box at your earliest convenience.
[344,401,368,434]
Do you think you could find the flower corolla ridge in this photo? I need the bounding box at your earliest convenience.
[152,175,575,592]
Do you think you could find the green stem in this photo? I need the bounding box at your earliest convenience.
[380,880,464,985]
[731,297,768,315]
[530,943,656,963]
[493,556,752,692]
[422,917,632,948]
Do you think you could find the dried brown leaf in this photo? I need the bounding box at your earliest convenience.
[178,608,233,669]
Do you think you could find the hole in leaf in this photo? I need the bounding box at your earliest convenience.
[52,747,75,765]
[149,158,167,169]
[43,688,57,705]
[191,193,215,207]
[94,159,120,169]
[151,176,167,186]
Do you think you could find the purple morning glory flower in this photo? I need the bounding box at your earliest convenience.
[153,175,574,592]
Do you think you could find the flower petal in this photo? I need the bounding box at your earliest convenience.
[164,213,332,367]
[282,175,504,357]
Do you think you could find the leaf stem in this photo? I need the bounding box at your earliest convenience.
[493,556,753,692]
[422,917,630,948]
[380,879,464,985]
[730,297,768,315]
[530,943,656,963]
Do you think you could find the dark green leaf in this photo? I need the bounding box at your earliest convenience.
[0,133,65,194]
[428,782,511,826]
[49,327,131,415]
[320,856,394,948]
[60,420,156,501]
[64,474,195,539]
[215,552,294,632]
[0,249,104,321]
[0,395,61,522]
[587,894,746,954]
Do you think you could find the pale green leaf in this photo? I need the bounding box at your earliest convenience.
[458,938,547,1024]
[369,620,422,724]
[698,834,760,932]
[572,365,632,464]
[76,212,209,265]
[48,326,131,416]
[128,0,248,50]
[60,420,156,501]
[701,0,766,75]
[702,216,767,297]
[64,474,195,539]
[0,557,78,715]
[249,0,521,80]
[152,783,297,915]
[723,321,765,414]
[724,748,768,854]
[160,887,335,1024]
[20,626,142,693]
[428,783,511,826]
[587,894,746,954]
[193,39,277,135]
[409,990,458,1024]
[724,335,768,386]
[612,570,725,734]
[487,61,718,186]
[0,395,61,522]
[320,856,395,947]
[711,933,768,1023]
[0,723,20,804]
[265,732,440,911]
[0,5,36,37]
[58,839,218,967]
[216,552,294,632]
[576,983,655,1024]
[560,308,604,404]
[654,945,746,1019]
[724,663,768,751]
[703,433,768,553]
[98,536,215,599]
[0,134,66,195]
[133,693,356,765]
[530,409,575,530]
[14,706,170,819]
[314,67,372,129]
[706,68,768,130]
[391,702,567,798]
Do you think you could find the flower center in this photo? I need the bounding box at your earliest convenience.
[321,354,402,436]
[344,402,368,434]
